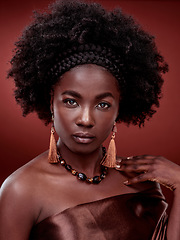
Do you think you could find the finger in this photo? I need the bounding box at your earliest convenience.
[117,164,150,173]
[124,174,176,191]
[120,158,154,166]
[123,172,156,185]
[116,155,158,166]
[136,155,160,159]
[124,176,176,191]
[125,155,158,161]
[125,155,155,160]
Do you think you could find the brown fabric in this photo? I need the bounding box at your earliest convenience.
[29,187,168,240]
[151,212,168,240]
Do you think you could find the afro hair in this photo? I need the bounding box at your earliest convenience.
[8,0,168,126]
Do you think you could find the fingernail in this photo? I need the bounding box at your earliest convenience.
[115,159,122,169]
[116,159,122,164]
[126,156,133,160]
[124,180,129,185]
[115,164,123,171]
[115,164,121,169]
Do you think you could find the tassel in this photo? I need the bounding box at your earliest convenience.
[101,123,117,168]
[48,126,58,163]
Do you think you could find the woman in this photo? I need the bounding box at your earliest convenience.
[0,0,180,239]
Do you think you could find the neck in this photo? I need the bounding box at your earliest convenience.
[57,139,104,176]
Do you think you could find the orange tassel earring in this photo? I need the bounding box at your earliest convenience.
[48,115,58,163]
[101,123,117,168]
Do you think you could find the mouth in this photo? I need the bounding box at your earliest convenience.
[72,132,95,144]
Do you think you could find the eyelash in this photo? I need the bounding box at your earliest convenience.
[63,98,111,110]
[96,102,111,110]
[63,98,78,107]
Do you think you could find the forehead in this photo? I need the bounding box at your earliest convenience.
[54,64,120,94]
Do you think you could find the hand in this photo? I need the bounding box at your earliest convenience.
[115,155,180,191]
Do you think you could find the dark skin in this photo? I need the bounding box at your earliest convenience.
[116,155,180,239]
[0,64,180,239]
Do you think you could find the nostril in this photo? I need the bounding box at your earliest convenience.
[76,109,95,127]
[76,116,95,128]
[76,121,94,128]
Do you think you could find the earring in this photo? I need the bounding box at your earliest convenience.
[101,123,117,168]
[48,116,58,164]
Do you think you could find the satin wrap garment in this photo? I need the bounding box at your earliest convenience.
[29,186,168,240]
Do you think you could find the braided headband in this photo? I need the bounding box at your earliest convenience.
[49,44,124,82]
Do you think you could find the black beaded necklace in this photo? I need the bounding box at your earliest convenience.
[57,147,108,184]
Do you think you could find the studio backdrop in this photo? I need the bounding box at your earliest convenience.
[0,0,180,209]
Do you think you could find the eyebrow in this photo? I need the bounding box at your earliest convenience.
[62,90,82,98]
[95,92,114,100]
[61,90,114,99]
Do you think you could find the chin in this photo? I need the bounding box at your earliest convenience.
[68,143,100,155]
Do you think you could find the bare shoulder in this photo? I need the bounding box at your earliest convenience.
[0,151,51,239]
[1,151,48,193]
[0,152,52,219]
[0,151,49,214]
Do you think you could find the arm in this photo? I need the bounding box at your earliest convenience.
[0,174,39,240]
[116,155,180,240]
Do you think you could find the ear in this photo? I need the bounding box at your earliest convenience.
[112,122,117,132]
[50,91,54,115]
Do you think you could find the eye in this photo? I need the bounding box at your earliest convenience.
[97,102,111,110]
[63,98,78,107]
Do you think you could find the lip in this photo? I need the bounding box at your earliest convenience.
[72,132,95,144]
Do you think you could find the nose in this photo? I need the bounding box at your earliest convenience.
[76,107,95,128]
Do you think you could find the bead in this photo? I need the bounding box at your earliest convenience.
[77,173,87,181]
[57,147,108,184]
[93,176,101,184]
[71,169,77,176]
[100,173,106,179]
[60,160,66,166]
[65,164,72,171]
[86,178,93,183]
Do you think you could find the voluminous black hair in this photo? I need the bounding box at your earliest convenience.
[8,0,168,126]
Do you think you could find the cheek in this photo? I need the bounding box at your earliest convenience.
[53,108,74,134]
[96,116,114,140]
[95,106,119,140]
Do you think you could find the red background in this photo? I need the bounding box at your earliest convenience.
[0,0,180,208]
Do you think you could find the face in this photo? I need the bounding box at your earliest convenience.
[53,64,120,154]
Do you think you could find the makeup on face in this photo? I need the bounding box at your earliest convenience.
[53,64,120,154]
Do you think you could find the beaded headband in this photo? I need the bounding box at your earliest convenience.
[50,44,124,82]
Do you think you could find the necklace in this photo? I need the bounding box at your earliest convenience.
[57,147,108,184]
